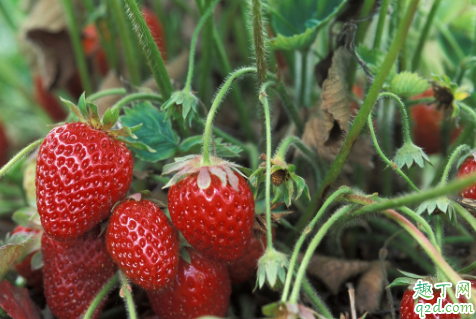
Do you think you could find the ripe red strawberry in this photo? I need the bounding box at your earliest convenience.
[142,7,167,62]
[33,75,68,122]
[400,280,475,319]
[227,234,266,284]
[166,156,255,263]
[42,229,116,319]
[147,248,231,319]
[82,24,109,76]
[457,156,476,200]
[36,122,133,240]
[12,226,43,289]
[106,198,179,290]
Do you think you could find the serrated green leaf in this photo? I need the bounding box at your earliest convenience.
[390,71,430,98]
[388,277,417,288]
[178,136,241,158]
[120,102,179,162]
[394,142,431,169]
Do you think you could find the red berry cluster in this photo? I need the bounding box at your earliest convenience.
[26,121,264,319]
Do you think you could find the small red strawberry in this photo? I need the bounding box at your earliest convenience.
[82,24,109,77]
[147,248,231,319]
[141,7,167,62]
[0,120,9,166]
[106,197,180,290]
[12,226,43,289]
[165,155,255,263]
[42,229,117,319]
[34,75,68,122]
[227,233,266,284]
[400,279,476,319]
[457,156,476,200]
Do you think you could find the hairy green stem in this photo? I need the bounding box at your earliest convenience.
[440,145,470,186]
[290,0,420,240]
[196,0,214,102]
[250,0,268,86]
[88,88,127,101]
[282,188,353,302]
[289,204,355,303]
[260,81,276,249]
[378,98,394,196]
[118,271,137,319]
[110,93,163,114]
[82,274,119,319]
[453,202,476,234]
[367,114,419,191]
[212,27,256,142]
[186,0,220,91]
[124,0,172,96]
[411,0,442,71]
[109,0,140,85]
[379,92,412,143]
[0,139,43,179]
[202,67,257,166]
[373,0,391,49]
[59,0,93,94]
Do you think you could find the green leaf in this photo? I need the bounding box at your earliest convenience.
[178,136,242,158]
[12,207,42,230]
[394,142,431,169]
[31,251,43,271]
[398,270,426,279]
[357,45,397,84]
[0,233,35,281]
[388,277,417,288]
[390,71,430,98]
[120,102,180,162]
[102,107,120,130]
[268,0,346,51]
[77,93,88,116]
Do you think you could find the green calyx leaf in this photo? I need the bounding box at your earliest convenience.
[120,101,180,162]
[267,0,346,51]
[394,142,431,169]
[416,197,455,219]
[388,277,418,288]
[178,136,242,158]
[256,247,289,291]
[12,207,42,230]
[161,90,199,127]
[390,71,430,98]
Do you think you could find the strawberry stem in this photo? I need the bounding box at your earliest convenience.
[118,271,138,319]
[290,0,420,241]
[59,0,93,95]
[88,88,127,102]
[367,113,420,192]
[202,67,257,166]
[378,92,412,144]
[439,144,470,186]
[184,0,221,92]
[373,0,391,50]
[82,274,119,319]
[110,92,163,114]
[453,202,476,234]
[250,0,268,87]
[281,187,353,302]
[0,139,43,180]
[123,0,173,97]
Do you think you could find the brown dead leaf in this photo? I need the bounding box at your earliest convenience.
[22,0,66,32]
[94,71,123,117]
[142,50,190,91]
[355,260,391,313]
[304,254,370,295]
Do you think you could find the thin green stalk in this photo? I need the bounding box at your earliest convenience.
[250,0,268,86]
[373,0,391,49]
[202,67,257,166]
[378,98,394,196]
[260,81,276,249]
[302,278,333,319]
[88,88,127,101]
[411,0,442,71]
[272,82,304,135]
[290,0,420,240]
[379,92,411,143]
[196,0,214,102]
[453,202,476,234]
[185,0,221,91]
[367,114,419,192]
[212,27,256,142]
[355,0,377,45]
[289,205,355,303]
[118,271,137,319]
[59,0,93,94]
[0,139,43,179]
[109,0,140,85]
[435,19,465,61]
[123,0,173,95]
[82,275,119,319]
[435,216,443,253]
[110,93,163,114]
[294,50,303,106]
[440,145,470,186]
[398,207,437,248]
[274,135,321,184]
[302,48,313,107]
[281,188,353,302]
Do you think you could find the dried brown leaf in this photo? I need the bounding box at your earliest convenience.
[22,0,66,33]
[304,254,370,295]
[355,261,391,313]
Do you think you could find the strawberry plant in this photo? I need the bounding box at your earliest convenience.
[2,0,476,318]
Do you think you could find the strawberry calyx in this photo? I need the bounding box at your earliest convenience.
[256,247,289,291]
[162,154,247,191]
[431,74,470,118]
[262,301,317,319]
[161,90,199,127]
[60,93,155,153]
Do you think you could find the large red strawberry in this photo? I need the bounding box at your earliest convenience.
[457,156,476,201]
[106,197,179,290]
[42,229,117,319]
[400,279,476,319]
[12,226,43,289]
[165,155,255,263]
[147,248,231,319]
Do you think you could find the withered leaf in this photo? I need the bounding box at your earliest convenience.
[355,261,391,313]
[304,254,370,295]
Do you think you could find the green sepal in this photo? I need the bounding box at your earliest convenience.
[111,126,138,139]
[102,107,120,130]
[60,97,87,123]
[271,185,283,205]
[77,93,88,116]
[256,247,289,291]
[87,102,101,128]
[161,90,199,127]
[388,277,417,288]
[398,270,427,279]
[31,250,43,270]
[394,142,431,169]
[416,197,455,219]
[459,261,476,274]
[12,207,42,230]
[117,137,157,153]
